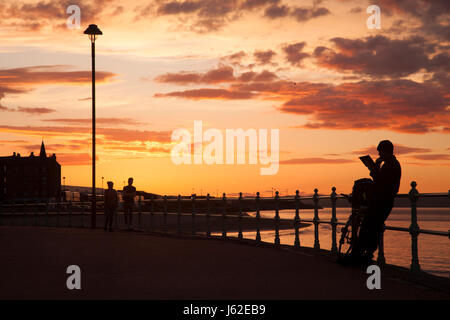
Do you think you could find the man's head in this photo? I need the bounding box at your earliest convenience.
[107,181,114,189]
[377,140,394,160]
[128,177,133,186]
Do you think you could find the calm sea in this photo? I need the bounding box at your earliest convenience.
[231,207,449,278]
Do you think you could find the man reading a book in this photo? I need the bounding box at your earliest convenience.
[353,140,402,263]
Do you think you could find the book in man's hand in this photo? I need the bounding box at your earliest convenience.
[359,155,376,171]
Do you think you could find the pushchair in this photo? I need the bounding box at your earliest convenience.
[338,178,373,260]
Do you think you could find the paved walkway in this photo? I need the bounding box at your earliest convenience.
[0,227,448,299]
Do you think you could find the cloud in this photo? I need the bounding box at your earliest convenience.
[282,79,449,134]
[43,118,142,126]
[220,51,247,65]
[291,6,330,22]
[19,143,83,152]
[409,154,450,161]
[349,7,362,14]
[0,125,172,143]
[283,42,309,67]
[0,139,28,144]
[0,105,56,115]
[154,65,235,84]
[264,4,290,19]
[154,64,278,85]
[375,0,450,41]
[253,50,277,65]
[151,0,241,32]
[56,153,95,166]
[0,86,29,100]
[280,157,354,165]
[140,0,332,33]
[352,144,432,156]
[0,65,116,86]
[16,107,56,114]
[313,35,438,78]
[240,0,280,10]
[0,65,116,114]
[0,0,124,32]
[154,88,255,100]
[154,64,449,134]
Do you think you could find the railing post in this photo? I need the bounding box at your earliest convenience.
[177,195,182,235]
[294,190,300,248]
[409,181,421,273]
[114,203,118,230]
[313,188,320,250]
[255,192,261,243]
[138,196,142,228]
[222,193,227,238]
[206,194,211,238]
[191,194,196,235]
[377,224,386,266]
[9,204,14,226]
[33,204,37,226]
[81,205,85,228]
[330,187,337,254]
[68,202,72,227]
[9,205,14,227]
[163,195,168,233]
[46,201,49,226]
[150,195,154,232]
[274,191,280,245]
[57,202,60,227]
[238,192,243,240]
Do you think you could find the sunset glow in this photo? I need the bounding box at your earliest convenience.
[0,0,448,195]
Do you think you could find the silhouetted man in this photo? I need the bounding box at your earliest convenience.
[353,140,401,263]
[123,177,136,230]
[104,181,118,232]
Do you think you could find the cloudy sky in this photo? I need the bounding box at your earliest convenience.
[0,0,448,196]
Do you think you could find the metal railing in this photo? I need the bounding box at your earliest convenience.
[0,181,448,274]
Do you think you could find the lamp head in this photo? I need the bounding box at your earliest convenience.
[84,24,102,43]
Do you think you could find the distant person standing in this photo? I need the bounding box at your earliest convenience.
[104,181,118,232]
[123,177,136,230]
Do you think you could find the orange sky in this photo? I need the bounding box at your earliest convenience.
[0,0,449,196]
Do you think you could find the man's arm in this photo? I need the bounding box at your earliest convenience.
[369,158,383,180]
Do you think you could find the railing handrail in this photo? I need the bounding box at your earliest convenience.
[0,191,448,206]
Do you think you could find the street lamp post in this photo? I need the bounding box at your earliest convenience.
[84,24,102,229]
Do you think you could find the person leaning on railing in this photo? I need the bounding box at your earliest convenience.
[104,181,118,232]
[353,140,402,264]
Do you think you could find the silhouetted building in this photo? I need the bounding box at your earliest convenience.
[0,141,61,203]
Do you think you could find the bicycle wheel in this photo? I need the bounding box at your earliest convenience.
[338,216,353,257]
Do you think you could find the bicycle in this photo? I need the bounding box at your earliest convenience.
[337,178,372,261]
